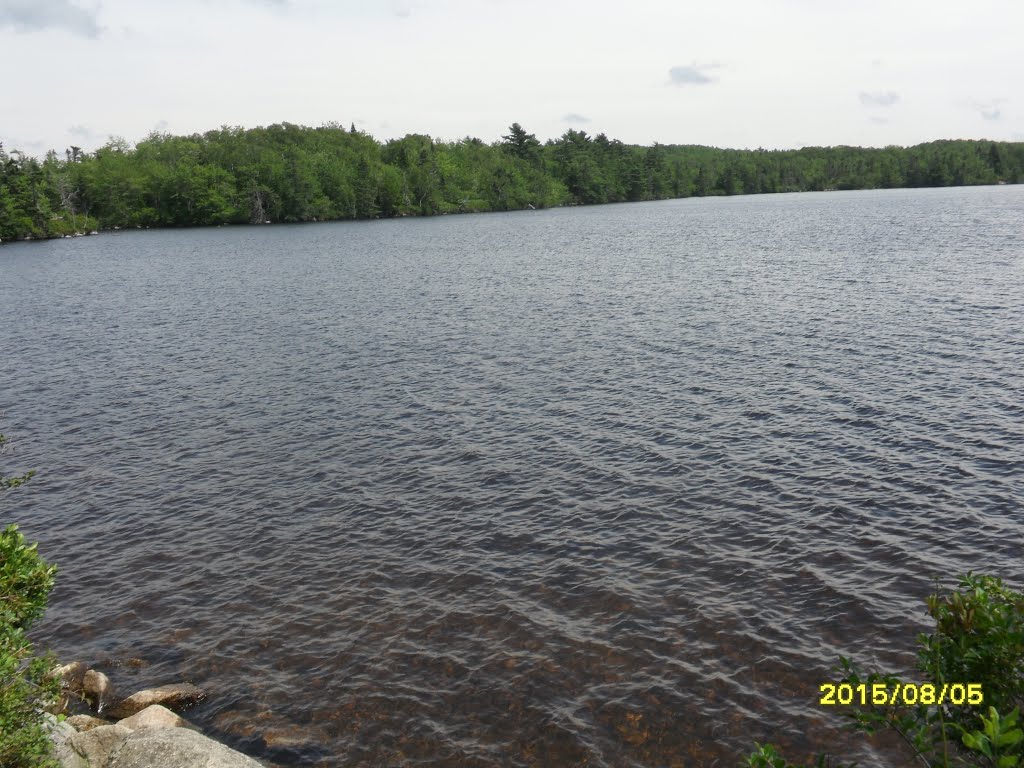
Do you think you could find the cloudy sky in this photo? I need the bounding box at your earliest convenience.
[2,0,1021,155]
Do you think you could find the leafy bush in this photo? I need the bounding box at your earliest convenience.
[1,434,59,768]
[746,742,854,768]
[922,575,1024,724]
[750,574,1024,768]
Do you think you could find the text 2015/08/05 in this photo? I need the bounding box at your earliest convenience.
[819,683,983,706]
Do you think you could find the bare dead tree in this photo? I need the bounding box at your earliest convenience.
[250,188,266,224]
[56,176,79,230]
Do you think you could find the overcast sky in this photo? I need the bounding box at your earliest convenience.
[2,0,1022,156]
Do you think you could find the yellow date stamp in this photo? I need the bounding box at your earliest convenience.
[820,683,983,706]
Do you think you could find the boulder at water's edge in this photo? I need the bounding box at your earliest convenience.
[107,728,265,768]
[105,683,205,719]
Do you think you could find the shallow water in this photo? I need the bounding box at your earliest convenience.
[2,186,1023,766]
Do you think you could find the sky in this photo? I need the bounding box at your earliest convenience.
[2,0,1022,156]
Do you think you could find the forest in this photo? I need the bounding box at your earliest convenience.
[2,122,1023,241]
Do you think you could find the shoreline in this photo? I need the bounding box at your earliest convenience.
[1,179,1020,247]
[50,660,269,768]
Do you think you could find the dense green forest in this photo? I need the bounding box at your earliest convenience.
[2,122,1023,241]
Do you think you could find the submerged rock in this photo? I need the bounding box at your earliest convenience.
[106,683,205,719]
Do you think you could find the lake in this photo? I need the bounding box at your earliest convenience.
[2,186,1022,766]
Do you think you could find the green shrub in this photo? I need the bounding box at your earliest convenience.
[750,574,1024,768]
[921,574,1024,725]
[746,742,854,768]
[1,434,59,768]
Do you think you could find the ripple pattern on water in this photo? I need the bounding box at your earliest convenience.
[2,186,1023,766]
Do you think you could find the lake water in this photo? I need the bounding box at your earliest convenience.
[2,187,1022,767]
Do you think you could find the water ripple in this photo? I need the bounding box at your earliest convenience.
[1,186,1023,766]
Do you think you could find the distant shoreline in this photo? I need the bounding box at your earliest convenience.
[3,123,1022,244]
[1,177,1020,247]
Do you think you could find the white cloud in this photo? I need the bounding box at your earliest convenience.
[563,113,590,124]
[3,0,1024,154]
[974,99,1006,121]
[668,64,718,86]
[0,0,102,37]
[859,91,900,108]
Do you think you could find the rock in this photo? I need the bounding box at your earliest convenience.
[70,724,133,766]
[52,662,91,711]
[107,728,264,768]
[614,711,651,746]
[67,714,111,732]
[212,709,312,753]
[46,714,87,768]
[52,661,88,693]
[106,683,205,719]
[111,657,148,670]
[83,669,114,711]
[261,726,313,750]
[211,709,261,739]
[118,704,189,731]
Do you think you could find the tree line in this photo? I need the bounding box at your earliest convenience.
[2,122,1023,241]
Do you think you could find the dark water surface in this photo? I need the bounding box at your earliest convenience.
[2,187,1023,766]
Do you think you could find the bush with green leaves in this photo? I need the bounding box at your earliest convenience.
[1,433,59,768]
[746,742,854,768]
[749,574,1024,768]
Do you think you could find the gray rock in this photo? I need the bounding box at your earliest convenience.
[107,728,264,768]
[118,704,189,731]
[46,714,87,768]
[67,714,111,732]
[70,724,132,766]
[106,683,205,719]
[83,669,114,711]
